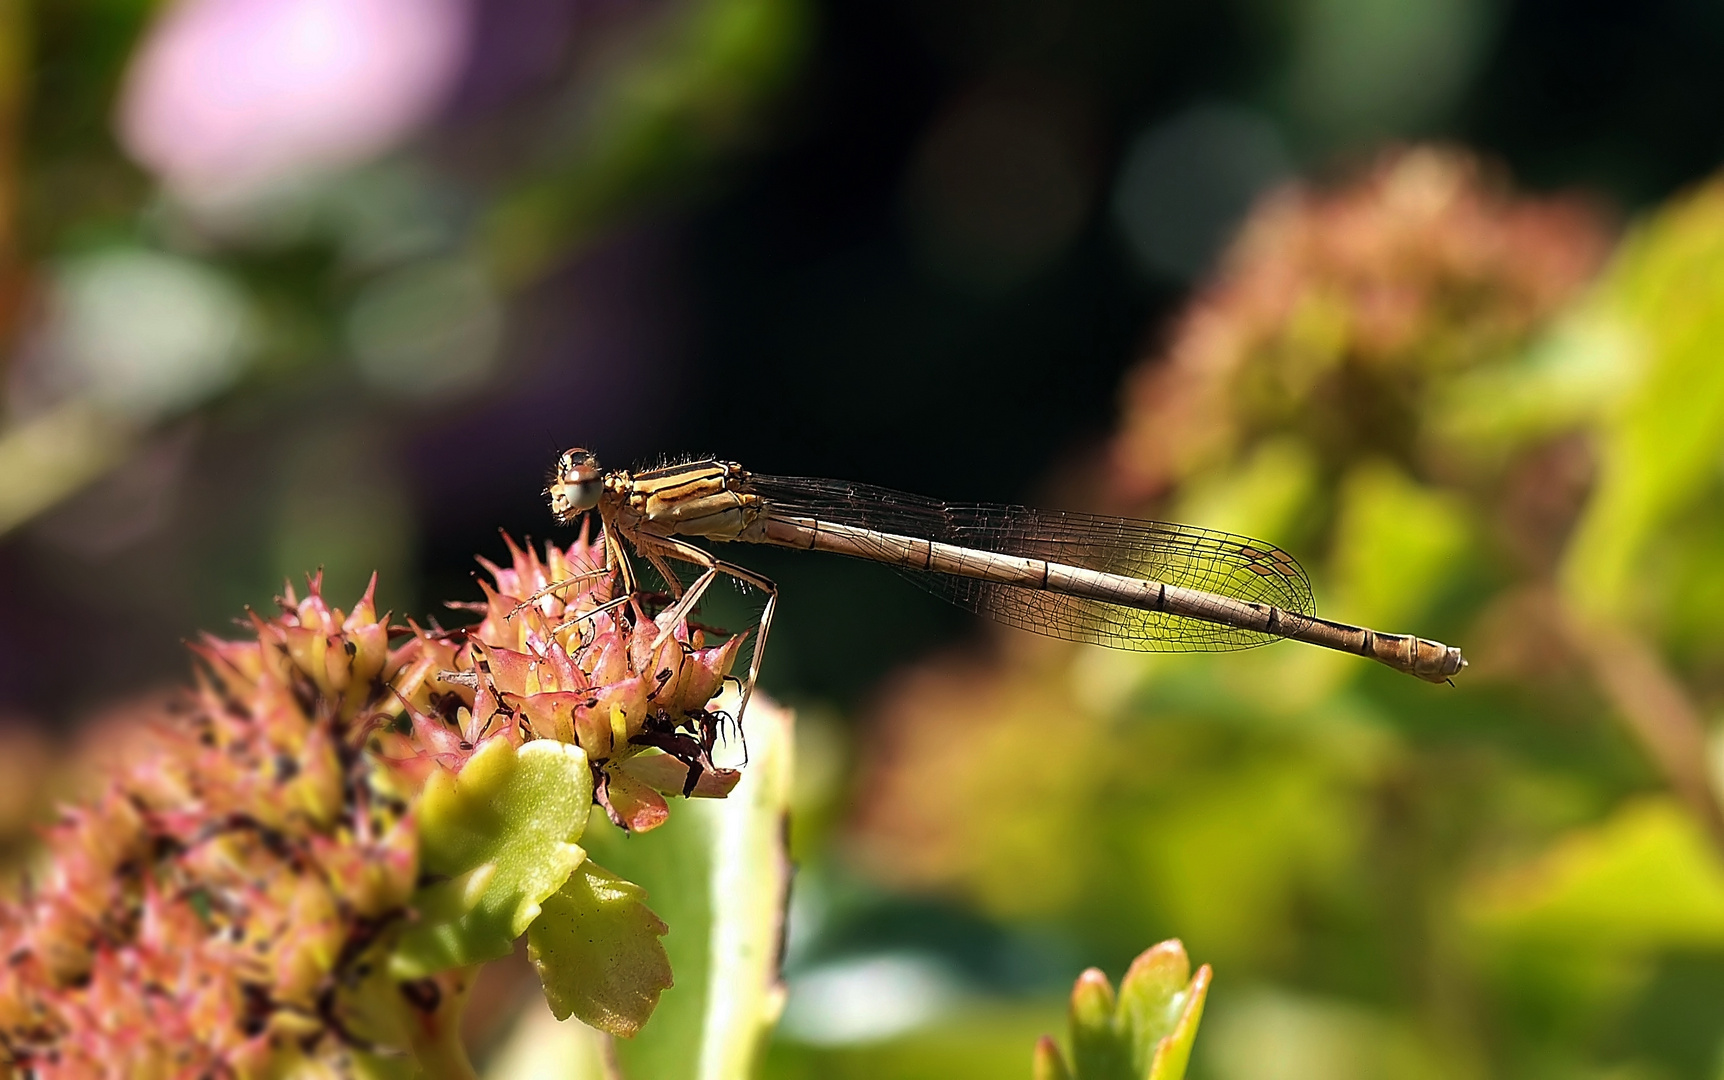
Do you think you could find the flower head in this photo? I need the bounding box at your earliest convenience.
[120,0,471,201]
[0,536,741,1072]
[0,574,419,1074]
[456,528,744,831]
[1111,147,1611,500]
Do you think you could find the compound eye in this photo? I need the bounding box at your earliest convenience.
[565,478,601,510]
[559,447,600,475]
[548,448,604,522]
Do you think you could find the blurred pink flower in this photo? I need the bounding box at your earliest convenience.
[118,0,471,198]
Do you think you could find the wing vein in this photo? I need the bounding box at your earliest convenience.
[740,474,1314,653]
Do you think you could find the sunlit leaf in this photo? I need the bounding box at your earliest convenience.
[1121,943,1210,1080]
[1563,178,1724,617]
[392,739,593,977]
[579,695,795,1079]
[1042,940,1212,1080]
[529,860,674,1037]
[1200,989,1454,1080]
[1466,797,1724,948]
[1328,460,1470,631]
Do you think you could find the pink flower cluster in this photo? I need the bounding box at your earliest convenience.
[0,534,742,1073]
[0,579,418,1074]
[454,530,743,831]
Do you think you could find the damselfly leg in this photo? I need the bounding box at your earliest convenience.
[507,563,611,620]
[634,533,778,728]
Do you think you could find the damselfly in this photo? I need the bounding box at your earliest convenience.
[537,449,1465,719]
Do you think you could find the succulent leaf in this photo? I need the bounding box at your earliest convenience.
[393,738,592,977]
[1040,940,1212,1080]
[527,860,674,1037]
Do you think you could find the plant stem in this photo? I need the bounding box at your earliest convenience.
[399,970,481,1080]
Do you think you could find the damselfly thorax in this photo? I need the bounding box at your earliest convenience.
[538,448,1466,722]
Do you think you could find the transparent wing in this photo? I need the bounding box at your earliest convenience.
[740,474,1314,652]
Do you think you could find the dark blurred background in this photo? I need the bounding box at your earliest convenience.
[13,1,1724,1077]
[10,0,1724,711]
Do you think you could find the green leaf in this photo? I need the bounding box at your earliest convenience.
[1041,940,1212,1080]
[1424,309,1636,464]
[1141,963,1209,1080]
[1465,796,1724,948]
[1328,461,1470,632]
[529,860,674,1037]
[576,695,795,1077]
[1069,969,1127,1079]
[1562,178,1724,617]
[345,1052,426,1080]
[392,738,593,978]
[1171,436,1321,547]
[1033,1036,1076,1080]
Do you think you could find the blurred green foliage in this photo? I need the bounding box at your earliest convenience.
[793,156,1724,1079]
[482,0,806,285]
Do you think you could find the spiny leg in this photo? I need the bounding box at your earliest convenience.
[535,531,685,642]
[644,548,686,599]
[507,564,610,620]
[735,584,776,729]
[639,535,778,726]
[550,593,635,640]
[606,527,640,596]
[507,521,626,620]
[651,567,722,642]
[635,537,723,651]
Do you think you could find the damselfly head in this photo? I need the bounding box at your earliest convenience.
[548,447,603,523]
